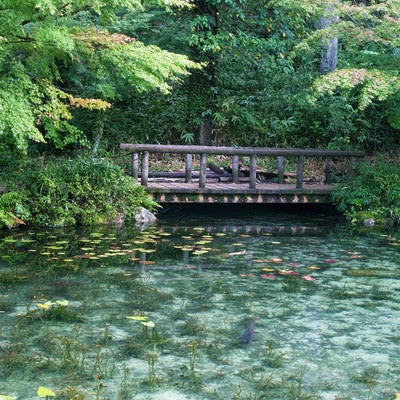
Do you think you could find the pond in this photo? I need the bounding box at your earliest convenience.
[0,205,399,400]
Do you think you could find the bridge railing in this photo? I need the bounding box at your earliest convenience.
[120,144,365,189]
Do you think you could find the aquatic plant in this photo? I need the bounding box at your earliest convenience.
[263,340,287,368]
[146,350,159,386]
[188,339,199,383]
[37,386,56,399]
[118,364,130,400]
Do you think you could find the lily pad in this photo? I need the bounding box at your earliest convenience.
[56,300,69,306]
[127,316,148,321]
[141,320,156,328]
[37,386,56,398]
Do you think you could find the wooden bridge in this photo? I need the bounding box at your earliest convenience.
[120,144,364,204]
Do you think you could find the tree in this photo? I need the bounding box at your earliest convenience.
[308,0,400,146]
[0,0,197,153]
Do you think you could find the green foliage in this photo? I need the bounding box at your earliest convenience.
[0,0,198,153]
[0,192,30,229]
[0,155,157,228]
[332,160,400,225]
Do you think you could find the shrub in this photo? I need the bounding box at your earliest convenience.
[0,155,157,228]
[332,159,400,225]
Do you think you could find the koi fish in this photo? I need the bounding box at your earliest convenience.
[239,317,258,344]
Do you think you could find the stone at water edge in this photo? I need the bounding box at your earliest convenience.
[134,207,157,227]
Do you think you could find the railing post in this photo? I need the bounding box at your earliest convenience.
[324,157,332,184]
[296,156,304,189]
[199,153,207,188]
[132,153,139,179]
[232,155,239,184]
[141,151,149,187]
[277,156,284,184]
[249,154,257,189]
[185,154,192,183]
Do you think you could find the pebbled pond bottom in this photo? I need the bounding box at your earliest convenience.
[0,206,399,400]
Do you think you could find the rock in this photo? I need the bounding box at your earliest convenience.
[134,207,157,228]
[363,218,375,227]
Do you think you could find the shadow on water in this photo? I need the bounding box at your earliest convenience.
[155,204,347,240]
[156,203,342,224]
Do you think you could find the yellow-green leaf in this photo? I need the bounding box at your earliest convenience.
[140,320,155,328]
[56,300,69,306]
[37,386,56,398]
[126,316,148,321]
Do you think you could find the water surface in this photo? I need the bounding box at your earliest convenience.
[0,205,399,400]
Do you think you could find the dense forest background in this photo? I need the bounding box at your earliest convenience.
[0,0,399,228]
[1,0,399,154]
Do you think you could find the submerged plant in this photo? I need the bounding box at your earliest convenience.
[263,340,287,368]
[147,350,159,387]
[188,339,199,383]
[126,315,166,344]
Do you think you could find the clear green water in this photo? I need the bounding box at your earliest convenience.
[0,206,399,400]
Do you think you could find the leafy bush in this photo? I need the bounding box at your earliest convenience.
[332,160,400,225]
[0,155,157,228]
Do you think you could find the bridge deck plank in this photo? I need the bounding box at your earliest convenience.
[145,181,333,194]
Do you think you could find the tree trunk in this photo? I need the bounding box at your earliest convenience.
[189,0,219,146]
[317,5,339,74]
[199,116,213,146]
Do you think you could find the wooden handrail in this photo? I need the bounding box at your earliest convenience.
[120,143,365,157]
[120,144,365,189]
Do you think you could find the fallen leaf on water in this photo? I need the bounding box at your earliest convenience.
[228,250,247,256]
[141,320,156,328]
[56,300,69,306]
[279,270,298,275]
[265,258,283,263]
[288,262,300,267]
[37,386,56,398]
[0,394,16,400]
[324,259,337,263]
[126,316,148,321]
[261,274,276,279]
[301,275,316,281]
[36,303,52,310]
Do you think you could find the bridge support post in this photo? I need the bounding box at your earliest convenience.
[185,154,192,183]
[199,153,207,188]
[277,156,284,184]
[132,153,139,180]
[232,155,239,184]
[249,155,257,189]
[141,151,149,187]
[296,156,304,189]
